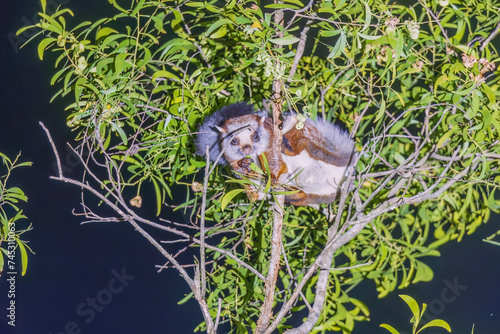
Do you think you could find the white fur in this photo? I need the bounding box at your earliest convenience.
[237,129,255,154]
[280,150,347,196]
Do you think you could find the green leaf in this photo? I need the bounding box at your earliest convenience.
[16,24,39,36]
[210,25,227,39]
[272,189,300,195]
[249,161,264,174]
[41,0,47,13]
[150,177,162,216]
[152,70,180,82]
[206,18,233,36]
[70,20,90,31]
[482,83,496,104]
[320,29,342,37]
[399,295,420,323]
[269,35,300,45]
[375,98,386,122]
[418,319,451,333]
[455,45,477,58]
[177,292,194,304]
[393,32,404,63]
[350,298,370,316]
[221,189,245,211]
[108,0,129,14]
[266,3,301,9]
[96,27,119,41]
[114,53,127,74]
[129,0,146,17]
[15,161,32,168]
[53,8,74,19]
[37,37,56,60]
[471,90,479,114]
[437,129,454,148]
[39,13,63,34]
[110,122,128,145]
[17,241,28,276]
[487,190,500,211]
[6,187,28,202]
[327,31,346,59]
[380,324,400,334]
[358,32,382,40]
[279,0,304,6]
[412,260,434,283]
[361,2,371,32]
[434,75,449,93]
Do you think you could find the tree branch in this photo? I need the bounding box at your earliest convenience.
[40,122,217,332]
[287,18,313,83]
[199,147,210,305]
[255,5,286,333]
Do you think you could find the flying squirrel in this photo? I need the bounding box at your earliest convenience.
[195,103,356,207]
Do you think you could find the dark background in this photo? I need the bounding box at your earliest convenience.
[0,1,499,333]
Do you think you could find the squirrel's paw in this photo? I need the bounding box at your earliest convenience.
[238,158,253,173]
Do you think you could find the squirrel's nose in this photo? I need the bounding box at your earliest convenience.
[242,145,252,155]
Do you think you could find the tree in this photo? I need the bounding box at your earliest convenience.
[20,0,500,332]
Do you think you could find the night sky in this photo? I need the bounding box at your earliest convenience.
[1,1,500,334]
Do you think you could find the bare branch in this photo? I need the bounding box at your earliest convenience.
[287,20,313,83]
[255,6,286,333]
[41,122,216,333]
[39,122,62,178]
[199,147,211,302]
[281,241,312,312]
[481,20,500,51]
[283,224,337,334]
[350,99,372,138]
[214,297,223,332]
[422,3,451,45]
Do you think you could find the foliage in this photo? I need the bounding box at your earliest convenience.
[483,229,500,246]
[0,153,32,277]
[380,295,451,334]
[20,0,500,333]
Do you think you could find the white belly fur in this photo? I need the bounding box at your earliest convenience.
[279,150,347,196]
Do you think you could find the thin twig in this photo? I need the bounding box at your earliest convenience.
[480,20,500,51]
[214,298,222,331]
[199,147,211,301]
[39,122,62,178]
[287,19,313,82]
[422,4,451,45]
[281,241,313,312]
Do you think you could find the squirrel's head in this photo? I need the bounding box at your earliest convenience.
[216,114,270,161]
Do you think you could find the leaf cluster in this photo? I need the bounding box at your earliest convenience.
[0,153,33,277]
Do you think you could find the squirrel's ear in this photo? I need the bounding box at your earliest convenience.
[215,125,226,133]
[259,116,266,125]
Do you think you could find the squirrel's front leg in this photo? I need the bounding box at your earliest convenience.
[230,157,254,175]
[231,158,267,202]
[257,153,287,182]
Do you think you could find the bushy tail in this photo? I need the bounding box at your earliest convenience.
[313,118,354,157]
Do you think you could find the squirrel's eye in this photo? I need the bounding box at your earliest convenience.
[230,138,239,145]
[252,132,260,142]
